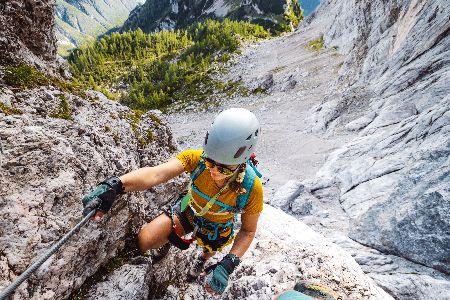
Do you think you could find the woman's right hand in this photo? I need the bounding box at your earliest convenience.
[82,176,124,219]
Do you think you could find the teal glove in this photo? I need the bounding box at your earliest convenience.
[82,176,124,216]
[205,264,230,294]
[205,254,240,294]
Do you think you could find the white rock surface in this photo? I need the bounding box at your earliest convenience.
[86,261,152,300]
[149,205,392,300]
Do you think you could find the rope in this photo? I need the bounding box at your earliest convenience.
[0,210,96,300]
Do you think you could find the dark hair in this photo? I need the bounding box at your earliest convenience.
[229,163,247,195]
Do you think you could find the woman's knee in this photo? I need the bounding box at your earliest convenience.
[137,214,172,252]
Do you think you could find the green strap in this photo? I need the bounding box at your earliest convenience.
[180,189,192,212]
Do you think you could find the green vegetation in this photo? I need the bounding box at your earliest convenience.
[68,19,269,111]
[146,129,154,142]
[282,0,304,31]
[50,95,73,120]
[0,102,22,115]
[4,64,50,89]
[4,64,85,96]
[308,35,324,51]
[149,114,161,125]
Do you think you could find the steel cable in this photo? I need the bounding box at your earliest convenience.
[0,210,96,300]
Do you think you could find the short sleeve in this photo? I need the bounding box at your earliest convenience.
[176,149,203,173]
[243,177,264,214]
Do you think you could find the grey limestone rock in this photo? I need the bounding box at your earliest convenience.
[86,260,152,300]
[329,234,450,300]
[149,206,392,300]
[0,0,59,75]
[292,0,450,298]
[0,87,185,299]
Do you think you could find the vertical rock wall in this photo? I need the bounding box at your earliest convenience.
[302,0,450,283]
[0,0,57,71]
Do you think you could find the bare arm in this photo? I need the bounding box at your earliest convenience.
[229,212,260,258]
[119,157,185,192]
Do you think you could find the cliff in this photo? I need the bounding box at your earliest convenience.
[0,0,59,75]
[55,0,144,54]
[121,0,302,33]
[1,0,448,299]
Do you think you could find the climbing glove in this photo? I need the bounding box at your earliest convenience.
[82,176,124,216]
[205,253,240,294]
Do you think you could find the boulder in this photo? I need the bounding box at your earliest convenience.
[86,260,152,300]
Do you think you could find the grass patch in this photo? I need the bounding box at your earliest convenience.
[50,95,72,120]
[3,64,86,97]
[252,87,269,94]
[308,35,324,51]
[146,129,154,142]
[0,102,22,115]
[149,114,161,125]
[4,64,49,88]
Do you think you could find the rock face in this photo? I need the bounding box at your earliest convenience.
[55,0,144,54]
[86,258,152,300]
[122,0,302,33]
[89,206,392,300]
[0,0,58,73]
[0,88,184,299]
[304,0,450,273]
[265,0,450,298]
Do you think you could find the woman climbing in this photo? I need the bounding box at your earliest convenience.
[81,107,264,295]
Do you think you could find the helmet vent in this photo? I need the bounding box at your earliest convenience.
[204,132,209,145]
[234,146,246,158]
[255,129,259,136]
[246,134,252,140]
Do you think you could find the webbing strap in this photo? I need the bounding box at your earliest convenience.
[236,164,257,210]
[193,169,238,217]
[190,183,235,212]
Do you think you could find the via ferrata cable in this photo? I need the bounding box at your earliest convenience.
[0,209,96,300]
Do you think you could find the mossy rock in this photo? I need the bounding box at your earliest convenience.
[0,102,22,115]
[4,64,49,89]
[50,95,73,120]
[308,36,324,51]
[3,64,86,97]
[149,114,161,125]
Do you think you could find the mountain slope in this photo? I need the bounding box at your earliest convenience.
[121,0,303,34]
[55,0,144,55]
[166,0,450,298]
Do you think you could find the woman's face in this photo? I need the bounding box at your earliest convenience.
[209,164,238,182]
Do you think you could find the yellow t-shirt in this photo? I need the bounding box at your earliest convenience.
[176,149,263,224]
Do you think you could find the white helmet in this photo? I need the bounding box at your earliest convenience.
[204,108,260,165]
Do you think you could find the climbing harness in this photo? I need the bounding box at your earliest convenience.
[0,210,96,300]
[163,196,197,250]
